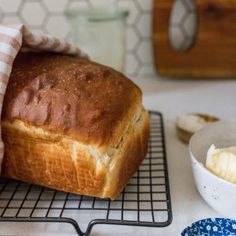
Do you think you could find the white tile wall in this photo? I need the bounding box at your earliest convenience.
[0,0,196,76]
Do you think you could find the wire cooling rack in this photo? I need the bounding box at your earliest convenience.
[0,111,172,235]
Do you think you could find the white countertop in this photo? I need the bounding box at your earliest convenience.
[1,76,236,235]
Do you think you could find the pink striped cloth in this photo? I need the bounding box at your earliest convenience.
[0,24,88,170]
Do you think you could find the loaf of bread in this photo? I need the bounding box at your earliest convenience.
[1,52,150,200]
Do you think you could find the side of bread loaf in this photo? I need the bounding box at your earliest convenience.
[1,52,149,199]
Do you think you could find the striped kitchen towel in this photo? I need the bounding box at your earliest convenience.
[0,24,88,171]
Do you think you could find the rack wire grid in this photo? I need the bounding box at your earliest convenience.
[0,111,172,235]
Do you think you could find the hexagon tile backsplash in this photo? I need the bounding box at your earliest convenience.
[0,0,194,77]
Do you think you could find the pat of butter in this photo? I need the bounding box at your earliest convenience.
[177,114,209,133]
[206,144,236,184]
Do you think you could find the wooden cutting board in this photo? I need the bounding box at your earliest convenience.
[153,0,236,78]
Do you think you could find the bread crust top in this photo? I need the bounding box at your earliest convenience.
[2,52,142,150]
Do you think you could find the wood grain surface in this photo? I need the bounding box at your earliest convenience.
[153,0,236,78]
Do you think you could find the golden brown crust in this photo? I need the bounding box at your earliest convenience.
[1,52,149,199]
[104,109,150,198]
[2,52,142,150]
[1,109,149,199]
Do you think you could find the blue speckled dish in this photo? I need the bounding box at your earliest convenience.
[181,218,236,236]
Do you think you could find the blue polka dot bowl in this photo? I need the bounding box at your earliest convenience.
[181,218,236,236]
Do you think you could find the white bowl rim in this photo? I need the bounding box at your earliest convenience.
[189,120,236,189]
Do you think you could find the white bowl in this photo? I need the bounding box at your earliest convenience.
[189,121,236,219]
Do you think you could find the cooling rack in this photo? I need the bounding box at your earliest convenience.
[0,111,172,235]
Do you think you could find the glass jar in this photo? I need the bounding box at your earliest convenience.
[65,7,129,72]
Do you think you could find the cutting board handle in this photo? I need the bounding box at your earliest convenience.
[153,0,236,78]
[169,0,197,51]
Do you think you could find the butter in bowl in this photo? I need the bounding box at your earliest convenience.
[206,145,236,185]
[189,121,236,219]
